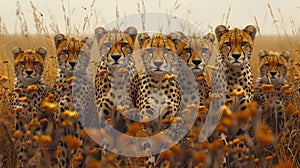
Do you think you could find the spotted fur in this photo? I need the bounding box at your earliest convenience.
[11,47,49,167]
[52,34,97,167]
[94,26,138,132]
[170,32,215,109]
[211,25,257,167]
[254,50,290,132]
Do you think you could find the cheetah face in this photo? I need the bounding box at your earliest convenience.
[176,33,215,76]
[13,47,47,85]
[215,25,256,66]
[259,50,289,84]
[54,34,93,74]
[95,27,137,69]
[139,34,177,75]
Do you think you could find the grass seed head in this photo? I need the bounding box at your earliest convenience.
[61,120,73,127]
[193,151,206,163]
[255,124,274,146]
[64,135,81,150]
[40,135,52,146]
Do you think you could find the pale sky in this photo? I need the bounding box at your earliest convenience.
[0,0,299,35]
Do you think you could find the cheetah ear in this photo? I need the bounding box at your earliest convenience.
[282,51,290,62]
[243,25,257,41]
[12,47,23,59]
[36,47,47,60]
[94,27,107,43]
[82,37,94,50]
[168,31,186,46]
[124,26,138,42]
[203,33,215,44]
[259,50,268,60]
[137,33,150,48]
[54,34,66,49]
[215,25,229,42]
[167,31,186,54]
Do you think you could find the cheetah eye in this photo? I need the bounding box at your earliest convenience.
[241,41,248,46]
[145,48,153,54]
[121,42,128,48]
[104,43,111,48]
[164,48,171,54]
[184,48,191,53]
[264,63,270,66]
[224,42,231,47]
[78,51,86,56]
[63,50,69,55]
[19,61,25,65]
[33,61,40,65]
[202,48,209,53]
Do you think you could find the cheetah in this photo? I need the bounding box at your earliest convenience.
[169,32,215,130]
[52,34,98,167]
[11,47,49,167]
[165,31,217,167]
[254,50,290,132]
[210,25,257,167]
[136,33,183,132]
[94,26,138,132]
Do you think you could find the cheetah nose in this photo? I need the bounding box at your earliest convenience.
[192,60,202,66]
[153,61,163,68]
[69,62,77,68]
[26,70,33,76]
[270,72,277,77]
[232,54,241,60]
[112,55,121,61]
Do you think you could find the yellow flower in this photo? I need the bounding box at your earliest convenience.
[17,96,27,102]
[40,135,52,146]
[255,124,274,146]
[163,74,176,80]
[230,90,245,97]
[196,76,204,81]
[26,84,39,91]
[66,76,76,83]
[98,69,108,75]
[64,135,81,150]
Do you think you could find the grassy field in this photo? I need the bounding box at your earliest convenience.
[0,33,299,168]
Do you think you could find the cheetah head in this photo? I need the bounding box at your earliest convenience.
[138,33,177,76]
[215,25,256,67]
[13,47,47,85]
[170,32,215,76]
[54,34,93,74]
[94,26,137,70]
[259,50,289,85]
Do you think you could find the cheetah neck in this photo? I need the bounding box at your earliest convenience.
[256,77,286,90]
[14,77,44,88]
[223,61,252,77]
[57,69,90,83]
[145,73,167,87]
